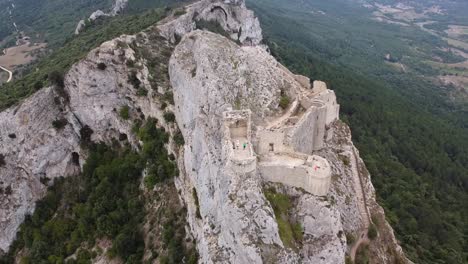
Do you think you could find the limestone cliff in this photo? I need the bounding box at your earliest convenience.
[0,0,409,263]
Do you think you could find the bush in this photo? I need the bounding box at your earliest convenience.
[137,88,148,96]
[163,112,175,123]
[279,95,290,109]
[368,223,378,240]
[173,9,186,17]
[48,71,64,88]
[128,71,141,89]
[162,91,174,105]
[52,118,68,130]
[79,125,94,142]
[173,130,185,146]
[33,81,43,90]
[97,62,107,70]
[0,154,5,167]
[346,232,356,245]
[193,188,201,219]
[264,187,302,248]
[119,105,130,120]
[355,244,370,264]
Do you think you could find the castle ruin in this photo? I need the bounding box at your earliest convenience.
[223,80,339,196]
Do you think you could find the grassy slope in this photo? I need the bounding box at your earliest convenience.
[248,0,468,263]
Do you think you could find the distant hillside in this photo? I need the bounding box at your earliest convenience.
[0,0,186,50]
[0,0,114,48]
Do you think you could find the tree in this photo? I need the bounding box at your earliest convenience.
[48,71,64,88]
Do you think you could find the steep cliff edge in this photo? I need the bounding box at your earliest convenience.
[1,0,409,263]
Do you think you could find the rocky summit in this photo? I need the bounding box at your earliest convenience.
[0,0,411,263]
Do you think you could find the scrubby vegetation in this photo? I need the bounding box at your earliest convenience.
[163,111,176,123]
[119,105,130,120]
[52,118,68,130]
[139,118,178,189]
[367,223,378,240]
[0,144,145,263]
[192,187,201,219]
[0,117,192,263]
[264,187,302,249]
[355,244,370,264]
[279,95,290,109]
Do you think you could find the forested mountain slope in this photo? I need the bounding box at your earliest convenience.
[247,0,468,263]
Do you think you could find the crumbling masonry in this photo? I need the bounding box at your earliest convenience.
[223,80,340,196]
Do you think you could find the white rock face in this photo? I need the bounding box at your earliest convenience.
[0,87,81,253]
[0,32,173,254]
[75,0,129,35]
[158,0,262,45]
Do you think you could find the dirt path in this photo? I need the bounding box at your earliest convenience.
[349,148,371,261]
[266,99,299,129]
[0,65,13,83]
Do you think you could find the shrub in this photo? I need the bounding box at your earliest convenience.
[368,223,378,240]
[173,130,185,146]
[173,9,186,17]
[137,88,148,96]
[164,112,176,123]
[79,125,94,142]
[264,188,303,248]
[0,154,5,167]
[355,244,370,264]
[193,188,201,219]
[291,222,303,242]
[346,232,356,245]
[279,95,290,109]
[33,81,43,90]
[48,71,64,88]
[52,118,68,130]
[339,154,351,166]
[119,105,130,120]
[162,91,174,105]
[345,255,354,264]
[128,71,141,89]
[97,62,107,70]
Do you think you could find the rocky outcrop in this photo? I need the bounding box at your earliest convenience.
[157,0,262,45]
[0,29,174,254]
[0,87,81,253]
[1,0,410,263]
[75,0,129,35]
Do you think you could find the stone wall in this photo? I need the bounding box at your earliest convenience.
[258,155,331,196]
[316,90,340,125]
[256,129,292,155]
[287,101,327,154]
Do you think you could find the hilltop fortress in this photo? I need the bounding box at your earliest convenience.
[223,80,339,196]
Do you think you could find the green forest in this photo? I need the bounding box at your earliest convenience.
[0,0,187,49]
[248,0,468,263]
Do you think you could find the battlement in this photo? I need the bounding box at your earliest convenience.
[223,81,337,194]
[223,110,256,173]
[258,153,331,196]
